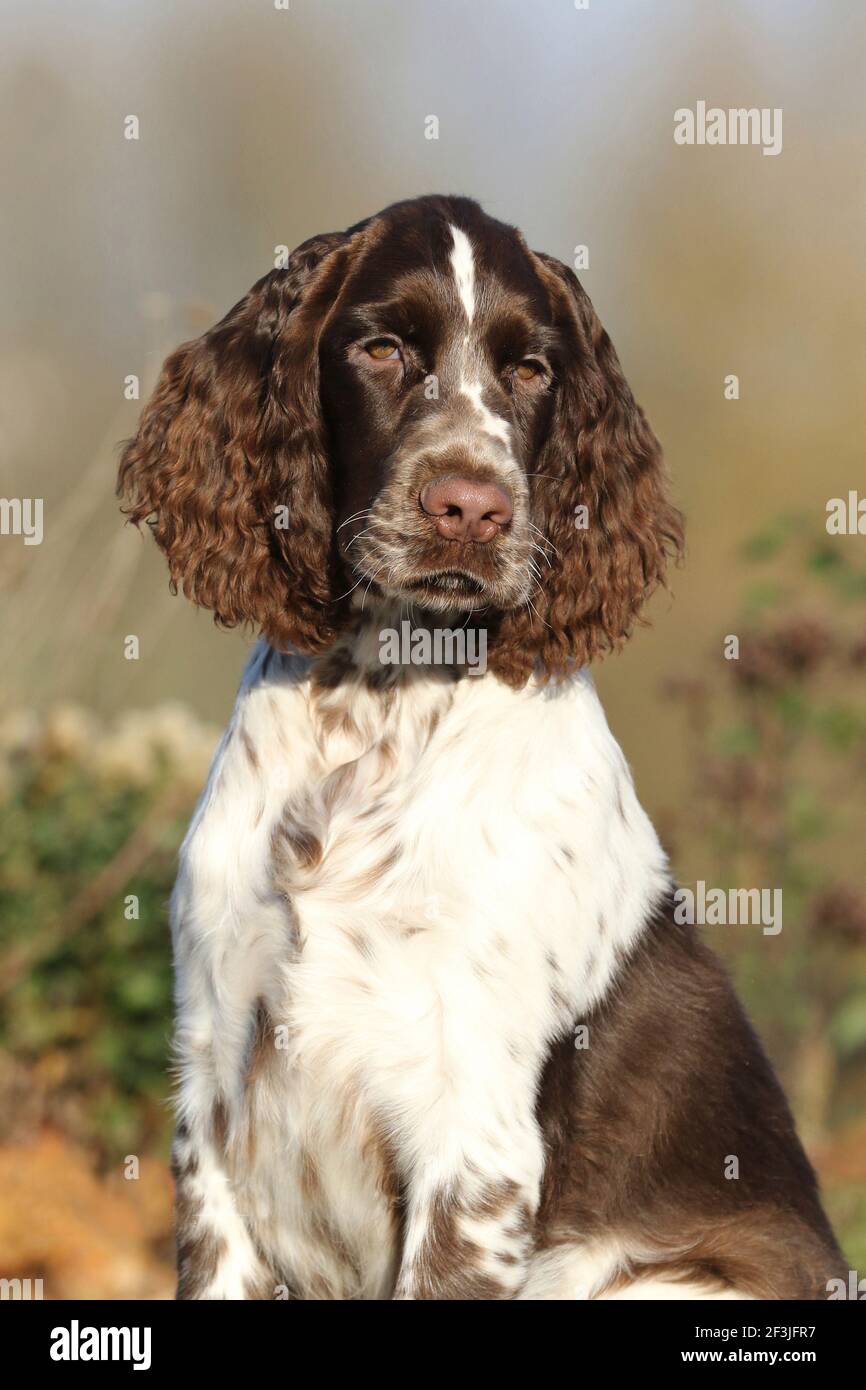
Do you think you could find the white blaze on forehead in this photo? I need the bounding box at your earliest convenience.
[448,224,476,322]
[448,221,513,454]
[462,381,510,445]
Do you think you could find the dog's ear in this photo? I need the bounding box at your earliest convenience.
[492,251,684,685]
[118,231,356,652]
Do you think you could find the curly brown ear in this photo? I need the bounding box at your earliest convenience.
[118,231,353,652]
[491,251,684,686]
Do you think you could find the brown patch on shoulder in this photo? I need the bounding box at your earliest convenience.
[316,702,360,743]
[272,808,323,870]
[211,1095,229,1152]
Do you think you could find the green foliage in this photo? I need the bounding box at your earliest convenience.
[0,707,213,1160]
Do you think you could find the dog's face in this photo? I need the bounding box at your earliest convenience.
[118,194,682,684]
[319,207,559,615]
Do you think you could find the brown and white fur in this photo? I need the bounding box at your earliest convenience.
[119,195,843,1300]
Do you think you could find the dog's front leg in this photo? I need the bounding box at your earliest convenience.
[395,1146,541,1300]
[396,1175,538,1300]
[170,974,276,1300]
[169,871,280,1300]
[171,1105,271,1300]
[393,1070,544,1300]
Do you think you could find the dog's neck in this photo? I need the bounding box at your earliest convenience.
[313,596,496,692]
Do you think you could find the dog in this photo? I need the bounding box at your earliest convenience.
[118,194,843,1299]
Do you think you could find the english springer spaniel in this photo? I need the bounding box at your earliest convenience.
[119,194,842,1300]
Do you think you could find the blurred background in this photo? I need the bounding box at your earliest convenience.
[0,0,864,1298]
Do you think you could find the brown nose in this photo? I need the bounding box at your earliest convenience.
[419,476,513,543]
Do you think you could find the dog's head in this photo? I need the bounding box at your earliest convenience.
[118,194,682,684]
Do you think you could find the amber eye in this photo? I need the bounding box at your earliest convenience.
[366,339,401,361]
[515,360,542,382]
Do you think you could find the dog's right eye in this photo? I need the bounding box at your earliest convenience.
[365,339,401,361]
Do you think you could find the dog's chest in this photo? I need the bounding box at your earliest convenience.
[270,674,605,1075]
[181,653,669,1295]
[240,683,578,1294]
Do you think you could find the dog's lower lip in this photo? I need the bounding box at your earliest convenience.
[407,571,486,596]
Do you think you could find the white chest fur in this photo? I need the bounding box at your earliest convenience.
[170,639,670,1297]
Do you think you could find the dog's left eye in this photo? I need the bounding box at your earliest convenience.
[515,359,543,382]
[365,339,401,361]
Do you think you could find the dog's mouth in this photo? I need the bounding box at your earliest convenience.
[340,509,536,615]
[403,569,488,602]
[351,557,530,616]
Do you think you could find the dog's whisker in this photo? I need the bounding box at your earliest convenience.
[336,508,375,533]
[360,559,388,612]
[524,592,550,630]
[344,524,383,554]
[528,541,553,568]
[333,568,377,603]
[528,523,560,558]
